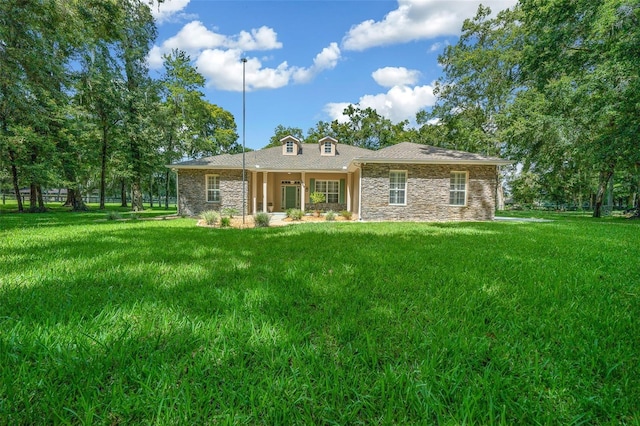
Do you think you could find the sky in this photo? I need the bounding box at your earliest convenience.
[148,0,517,150]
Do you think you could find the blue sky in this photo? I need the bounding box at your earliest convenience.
[149,0,517,150]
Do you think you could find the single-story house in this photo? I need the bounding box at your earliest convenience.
[169,136,511,221]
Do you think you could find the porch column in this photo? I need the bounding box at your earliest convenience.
[300,171,306,212]
[252,171,257,214]
[347,172,352,211]
[262,171,268,213]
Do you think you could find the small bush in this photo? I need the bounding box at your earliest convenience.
[106,211,122,221]
[254,212,271,228]
[325,210,336,221]
[221,207,239,218]
[340,210,353,220]
[201,210,220,226]
[220,216,231,228]
[287,208,304,221]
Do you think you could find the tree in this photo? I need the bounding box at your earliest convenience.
[518,0,640,217]
[266,125,304,148]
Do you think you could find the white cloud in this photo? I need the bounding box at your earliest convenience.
[342,0,518,51]
[429,41,448,53]
[325,72,437,124]
[292,43,341,84]
[148,21,283,69]
[195,43,341,92]
[372,67,420,88]
[149,0,192,24]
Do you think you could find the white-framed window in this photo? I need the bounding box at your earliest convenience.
[206,174,220,202]
[324,141,333,154]
[389,170,407,205]
[449,171,467,206]
[286,140,294,154]
[315,180,339,203]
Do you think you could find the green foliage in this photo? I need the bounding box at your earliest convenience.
[266,125,304,148]
[0,211,639,424]
[200,210,220,226]
[253,212,270,227]
[286,208,304,220]
[221,207,239,218]
[340,210,353,220]
[220,216,231,228]
[324,210,336,221]
[309,192,326,205]
[105,211,122,221]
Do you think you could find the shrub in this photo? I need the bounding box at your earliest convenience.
[254,212,271,228]
[106,211,122,221]
[221,207,239,218]
[200,210,220,226]
[340,210,353,220]
[325,210,336,221]
[287,208,304,221]
[220,216,231,228]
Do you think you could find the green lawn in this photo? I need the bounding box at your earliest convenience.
[1,209,638,424]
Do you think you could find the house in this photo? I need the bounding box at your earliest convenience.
[169,136,511,221]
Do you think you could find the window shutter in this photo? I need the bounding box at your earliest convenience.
[339,179,345,204]
[309,178,315,201]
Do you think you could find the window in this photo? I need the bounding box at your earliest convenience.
[206,175,220,202]
[286,140,294,154]
[449,171,467,206]
[315,180,339,203]
[324,141,332,154]
[389,171,407,205]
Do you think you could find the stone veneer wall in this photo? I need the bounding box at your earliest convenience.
[360,163,497,221]
[178,169,248,216]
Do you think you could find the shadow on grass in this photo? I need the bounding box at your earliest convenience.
[1,219,639,423]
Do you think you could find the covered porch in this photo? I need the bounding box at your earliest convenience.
[248,169,360,215]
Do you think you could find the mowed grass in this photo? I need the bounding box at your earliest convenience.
[0,210,638,424]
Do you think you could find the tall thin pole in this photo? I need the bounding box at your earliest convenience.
[242,58,247,225]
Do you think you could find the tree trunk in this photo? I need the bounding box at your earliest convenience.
[120,178,128,207]
[131,180,143,211]
[29,183,38,212]
[164,169,170,209]
[149,175,154,208]
[37,184,45,211]
[8,148,23,212]
[66,187,87,211]
[99,124,108,210]
[593,167,614,218]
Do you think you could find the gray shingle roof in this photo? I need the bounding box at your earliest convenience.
[170,142,510,171]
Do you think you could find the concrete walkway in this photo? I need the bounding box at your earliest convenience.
[494,216,553,223]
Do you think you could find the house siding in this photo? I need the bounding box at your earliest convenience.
[360,163,497,221]
[178,169,248,216]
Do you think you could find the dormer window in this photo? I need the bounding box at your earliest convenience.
[319,136,337,156]
[281,135,301,156]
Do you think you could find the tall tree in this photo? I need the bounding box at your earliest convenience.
[518,0,640,216]
[266,125,305,148]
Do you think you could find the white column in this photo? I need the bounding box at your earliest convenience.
[251,171,257,214]
[262,172,268,212]
[300,171,306,212]
[347,172,352,211]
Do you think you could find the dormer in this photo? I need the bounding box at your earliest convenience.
[319,136,337,156]
[280,135,302,156]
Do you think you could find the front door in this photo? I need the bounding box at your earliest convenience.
[282,185,299,209]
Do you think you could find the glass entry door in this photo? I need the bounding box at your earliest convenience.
[281,185,300,210]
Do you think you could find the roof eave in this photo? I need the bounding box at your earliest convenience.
[353,158,512,166]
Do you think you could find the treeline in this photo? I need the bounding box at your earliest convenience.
[0,0,239,213]
[271,1,640,217]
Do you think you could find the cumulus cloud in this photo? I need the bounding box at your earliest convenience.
[372,67,420,88]
[292,43,341,84]
[325,67,436,124]
[342,0,518,51]
[194,43,341,92]
[149,0,193,24]
[148,21,282,69]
